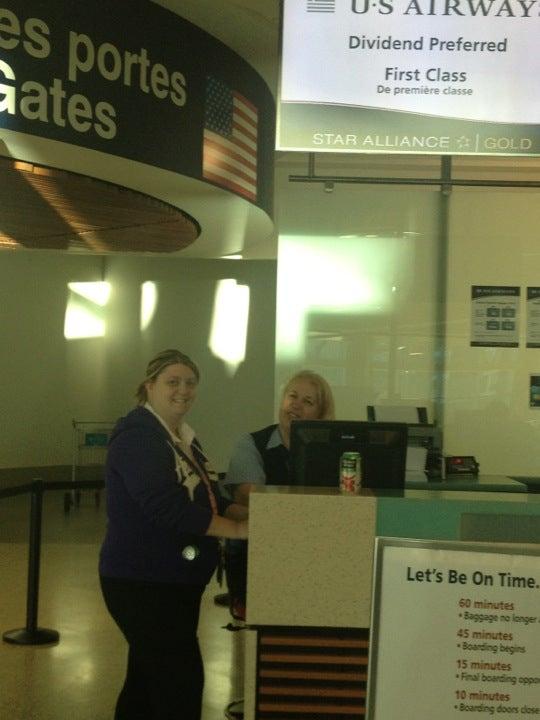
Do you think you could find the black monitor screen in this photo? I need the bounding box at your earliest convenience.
[288,420,408,490]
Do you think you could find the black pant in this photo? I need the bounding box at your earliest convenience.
[225,540,247,605]
[224,539,248,619]
[100,576,205,720]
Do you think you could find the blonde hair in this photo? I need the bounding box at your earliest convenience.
[282,370,335,420]
[135,349,199,404]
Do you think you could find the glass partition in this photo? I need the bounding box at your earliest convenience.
[274,155,540,476]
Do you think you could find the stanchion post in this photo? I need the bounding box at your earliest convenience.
[3,479,60,645]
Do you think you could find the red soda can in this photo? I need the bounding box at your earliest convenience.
[340,452,362,493]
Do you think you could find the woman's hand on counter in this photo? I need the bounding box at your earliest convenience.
[232,482,255,507]
[234,519,248,540]
[224,503,249,522]
[205,514,248,540]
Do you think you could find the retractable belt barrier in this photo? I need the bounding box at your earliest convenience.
[1,478,104,646]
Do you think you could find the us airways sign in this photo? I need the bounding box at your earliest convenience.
[350,0,540,16]
[0,0,275,212]
[307,0,540,15]
[278,0,540,155]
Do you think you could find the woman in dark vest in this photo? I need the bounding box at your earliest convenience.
[221,370,335,618]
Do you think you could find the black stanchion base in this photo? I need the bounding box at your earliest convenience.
[3,627,60,645]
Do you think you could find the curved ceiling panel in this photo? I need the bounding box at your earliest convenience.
[0,157,199,252]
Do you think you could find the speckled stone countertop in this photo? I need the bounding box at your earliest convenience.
[246,486,377,628]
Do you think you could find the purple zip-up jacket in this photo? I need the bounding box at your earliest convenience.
[99,406,229,585]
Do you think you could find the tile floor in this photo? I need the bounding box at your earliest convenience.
[0,490,243,720]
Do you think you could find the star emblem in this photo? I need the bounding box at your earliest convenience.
[182,474,199,501]
[456,136,471,150]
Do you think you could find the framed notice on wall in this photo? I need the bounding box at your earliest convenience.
[278,0,540,155]
[470,286,520,347]
[367,538,540,720]
[529,374,540,408]
[526,288,540,348]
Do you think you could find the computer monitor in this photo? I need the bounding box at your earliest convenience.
[288,420,408,490]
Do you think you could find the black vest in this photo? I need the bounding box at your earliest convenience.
[224,425,290,609]
[250,424,290,486]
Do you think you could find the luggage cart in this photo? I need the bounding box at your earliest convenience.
[65,420,114,513]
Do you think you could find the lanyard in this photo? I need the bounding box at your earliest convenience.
[170,441,218,515]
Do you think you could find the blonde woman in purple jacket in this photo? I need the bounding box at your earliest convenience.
[99,349,247,720]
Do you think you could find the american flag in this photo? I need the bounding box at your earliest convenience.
[203,76,258,203]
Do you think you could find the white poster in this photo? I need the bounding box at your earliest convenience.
[368,539,540,720]
[278,0,540,154]
[526,288,540,348]
[470,285,520,347]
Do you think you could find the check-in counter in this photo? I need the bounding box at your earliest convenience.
[243,484,540,719]
[405,473,529,492]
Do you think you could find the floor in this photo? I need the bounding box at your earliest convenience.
[0,489,244,720]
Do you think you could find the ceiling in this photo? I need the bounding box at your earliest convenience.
[4,2,540,259]
[154,0,281,94]
[154,2,540,231]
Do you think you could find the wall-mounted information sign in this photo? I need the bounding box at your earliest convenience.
[526,288,540,348]
[278,0,540,155]
[367,538,540,720]
[470,286,520,348]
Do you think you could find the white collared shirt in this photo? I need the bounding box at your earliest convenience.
[143,402,195,448]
